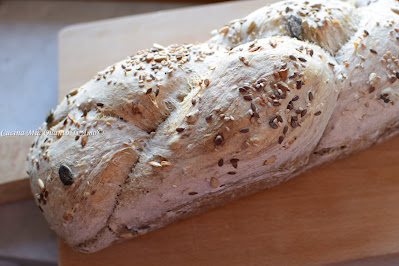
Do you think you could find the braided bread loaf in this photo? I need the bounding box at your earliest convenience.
[28,0,399,252]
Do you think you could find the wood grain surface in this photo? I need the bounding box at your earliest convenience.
[0,136,35,204]
[58,0,399,265]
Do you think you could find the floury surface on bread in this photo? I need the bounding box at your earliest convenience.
[28,0,399,252]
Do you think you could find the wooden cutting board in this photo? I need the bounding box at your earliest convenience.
[58,1,399,265]
[0,136,35,204]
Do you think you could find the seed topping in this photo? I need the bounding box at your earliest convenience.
[240,127,249,133]
[239,56,250,66]
[230,158,239,169]
[59,164,74,186]
[243,95,252,101]
[81,135,88,147]
[210,177,219,188]
[296,80,302,90]
[214,135,224,146]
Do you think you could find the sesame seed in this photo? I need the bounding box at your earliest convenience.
[96,102,104,107]
[301,109,307,117]
[188,192,198,195]
[369,86,376,93]
[298,57,307,62]
[192,98,196,106]
[243,85,252,90]
[205,115,212,121]
[239,56,250,66]
[214,135,224,145]
[149,161,162,167]
[239,87,247,93]
[251,103,257,112]
[227,171,236,175]
[279,68,289,80]
[309,49,314,56]
[364,30,369,36]
[249,46,261,52]
[218,158,224,167]
[247,21,256,33]
[296,80,302,90]
[287,101,294,110]
[292,95,299,101]
[38,179,45,192]
[230,158,239,169]
[204,79,210,87]
[146,54,154,62]
[176,127,185,133]
[263,155,277,165]
[314,111,322,116]
[154,55,167,62]
[277,82,289,92]
[391,7,399,14]
[269,120,278,129]
[243,95,252,101]
[290,117,298,128]
[289,55,297,60]
[370,49,377,54]
[68,89,78,97]
[308,92,314,101]
[161,161,172,167]
[283,125,288,134]
[278,136,284,144]
[210,177,219,188]
[81,135,88,147]
[289,73,297,79]
[240,127,249,133]
[219,26,229,34]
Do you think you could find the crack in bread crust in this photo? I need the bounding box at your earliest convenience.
[74,67,208,250]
